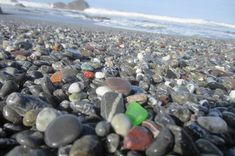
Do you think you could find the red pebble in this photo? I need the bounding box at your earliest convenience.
[84,71,94,79]
[123,126,153,151]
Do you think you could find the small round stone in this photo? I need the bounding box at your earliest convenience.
[23,109,40,127]
[111,113,132,136]
[68,82,84,94]
[229,90,235,101]
[95,72,105,79]
[45,114,83,148]
[36,107,60,132]
[3,105,22,124]
[96,86,112,97]
[95,121,111,137]
[106,133,120,153]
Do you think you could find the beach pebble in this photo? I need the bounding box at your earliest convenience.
[36,107,60,132]
[96,86,112,97]
[6,92,48,116]
[0,80,18,97]
[126,93,148,104]
[68,82,84,94]
[146,127,173,156]
[16,130,44,148]
[23,109,40,127]
[106,133,120,153]
[69,135,102,156]
[6,146,50,156]
[101,92,124,122]
[45,114,83,148]
[197,116,228,134]
[95,72,105,79]
[196,139,223,156]
[95,121,111,137]
[229,90,235,100]
[123,126,153,151]
[3,105,22,124]
[111,113,132,136]
[106,77,132,95]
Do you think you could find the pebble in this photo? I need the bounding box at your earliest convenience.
[142,120,161,138]
[111,113,132,136]
[197,116,228,134]
[146,127,173,156]
[3,105,22,124]
[23,109,40,127]
[45,114,83,148]
[123,126,153,151]
[69,135,102,156]
[6,92,48,116]
[96,86,112,97]
[6,146,50,156]
[68,82,84,94]
[106,77,132,95]
[95,72,105,79]
[95,121,111,137]
[15,130,44,148]
[196,139,223,156]
[229,90,235,101]
[101,92,124,122]
[36,107,60,132]
[126,93,148,104]
[106,133,120,153]
[0,80,18,97]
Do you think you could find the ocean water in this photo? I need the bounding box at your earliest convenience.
[1,0,235,39]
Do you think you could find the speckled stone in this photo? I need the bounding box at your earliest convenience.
[126,93,148,104]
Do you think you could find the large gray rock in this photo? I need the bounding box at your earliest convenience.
[53,2,67,9]
[53,0,89,11]
[67,0,89,10]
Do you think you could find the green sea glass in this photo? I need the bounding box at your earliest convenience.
[125,102,148,126]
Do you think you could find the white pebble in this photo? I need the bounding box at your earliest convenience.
[229,90,235,100]
[95,72,105,79]
[96,86,112,97]
[68,82,84,94]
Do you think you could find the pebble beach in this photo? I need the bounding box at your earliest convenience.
[1,14,235,156]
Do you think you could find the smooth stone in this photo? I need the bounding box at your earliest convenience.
[101,92,124,122]
[23,109,41,127]
[69,93,85,102]
[3,105,22,124]
[58,145,72,156]
[106,133,120,153]
[41,76,55,95]
[95,121,111,137]
[154,112,176,126]
[0,80,18,97]
[146,127,174,156]
[6,146,50,156]
[142,120,161,138]
[124,126,153,151]
[196,139,223,156]
[106,77,132,95]
[6,92,48,116]
[127,151,142,156]
[126,93,148,104]
[16,130,44,148]
[229,90,235,100]
[197,116,228,133]
[222,111,235,128]
[45,114,83,148]
[96,86,112,97]
[168,125,200,156]
[69,101,96,116]
[68,82,84,94]
[0,138,18,148]
[69,135,102,156]
[81,62,94,71]
[36,107,60,132]
[111,113,132,136]
[95,72,105,79]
